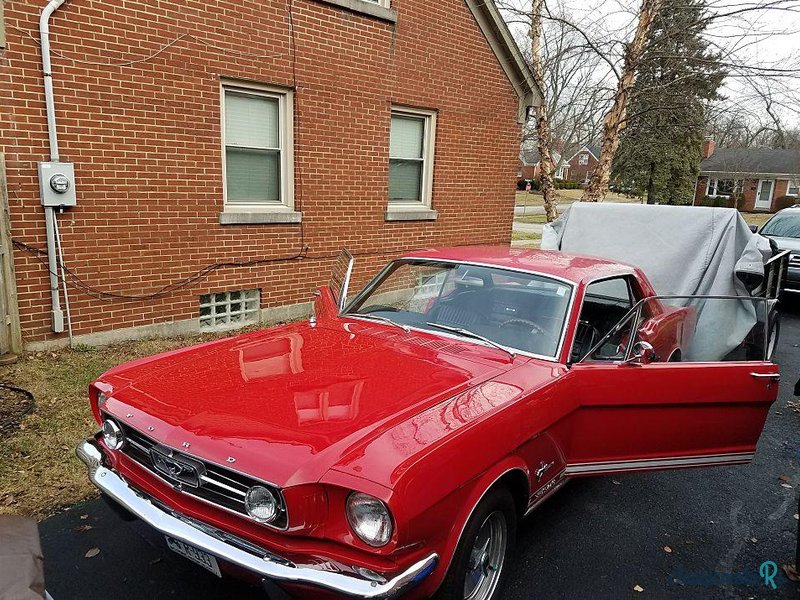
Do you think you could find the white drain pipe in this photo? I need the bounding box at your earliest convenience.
[39,0,67,333]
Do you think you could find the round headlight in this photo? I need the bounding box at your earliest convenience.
[346,492,393,547]
[102,418,125,450]
[245,486,279,523]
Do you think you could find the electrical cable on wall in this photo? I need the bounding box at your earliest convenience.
[11,0,450,307]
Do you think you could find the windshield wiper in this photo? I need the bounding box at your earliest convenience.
[349,313,411,332]
[425,322,516,358]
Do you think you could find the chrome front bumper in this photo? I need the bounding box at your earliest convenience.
[76,439,437,599]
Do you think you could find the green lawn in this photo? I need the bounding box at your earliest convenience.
[515,189,642,207]
[515,214,549,225]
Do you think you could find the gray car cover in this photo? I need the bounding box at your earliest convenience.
[541,203,772,361]
[0,516,46,600]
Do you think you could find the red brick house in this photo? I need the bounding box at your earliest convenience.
[693,140,800,212]
[563,145,600,183]
[0,0,538,350]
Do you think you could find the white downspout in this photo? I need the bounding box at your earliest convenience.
[39,0,67,333]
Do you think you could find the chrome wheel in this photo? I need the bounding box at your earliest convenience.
[463,510,507,600]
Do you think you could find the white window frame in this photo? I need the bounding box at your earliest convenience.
[362,0,390,6]
[578,154,589,166]
[787,179,800,197]
[388,106,437,212]
[220,79,295,216]
[706,178,738,198]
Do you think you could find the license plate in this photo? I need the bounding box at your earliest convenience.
[165,536,222,577]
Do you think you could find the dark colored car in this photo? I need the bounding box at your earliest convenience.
[758,205,800,295]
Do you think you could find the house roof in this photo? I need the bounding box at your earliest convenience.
[700,148,800,176]
[520,147,561,166]
[566,145,601,163]
[464,0,542,123]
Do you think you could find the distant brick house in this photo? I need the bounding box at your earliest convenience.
[563,145,601,183]
[518,147,565,181]
[694,141,800,212]
[0,0,539,349]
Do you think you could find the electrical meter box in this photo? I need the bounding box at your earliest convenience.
[38,162,77,207]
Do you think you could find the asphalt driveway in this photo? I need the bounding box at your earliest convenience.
[39,311,800,599]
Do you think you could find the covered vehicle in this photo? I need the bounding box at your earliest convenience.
[542,203,784,361]
[77,247,779,600]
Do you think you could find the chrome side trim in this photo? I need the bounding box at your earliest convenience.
[76,439,438,600]
[564,452,755,475]
[524,472,568,516]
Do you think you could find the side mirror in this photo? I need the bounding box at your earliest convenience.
[749,224,759,234]
[624,341,656,366]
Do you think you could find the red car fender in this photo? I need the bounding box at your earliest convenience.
[421,458,531,595]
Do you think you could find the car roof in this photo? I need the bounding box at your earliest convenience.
[399,246,635,286]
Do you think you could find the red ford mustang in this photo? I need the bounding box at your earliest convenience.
[77,247,779,599]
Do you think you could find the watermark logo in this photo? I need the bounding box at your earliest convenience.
[760,561,778,590]
[668,561,783,589]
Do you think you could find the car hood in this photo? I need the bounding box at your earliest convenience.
[100,320,510,487]
[763,235,800,253]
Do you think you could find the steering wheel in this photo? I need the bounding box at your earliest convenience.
[498,318,548,336]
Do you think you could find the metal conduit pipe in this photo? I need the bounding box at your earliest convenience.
[39,0,68,333]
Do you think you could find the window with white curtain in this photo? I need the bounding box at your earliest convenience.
[389,108,436,206]
[222,82,294,210]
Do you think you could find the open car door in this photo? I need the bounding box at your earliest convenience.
[563,295,779,476]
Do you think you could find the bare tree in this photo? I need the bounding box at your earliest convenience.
[582,0,665,201]
[529,0,560,222]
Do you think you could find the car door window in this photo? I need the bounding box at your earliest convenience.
[571,277,634,362]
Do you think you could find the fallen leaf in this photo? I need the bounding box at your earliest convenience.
[794,514,799,520]
[73,525,93,533]
[84,548,100,558]
[750,537,757,543]
[612,480,621,485]
[80,514,88,520]
[1,495,15,506]
[663,546,673,553]
[782,564,799,583]
[633,584,644,593]
[781,483,793,489]
[778,475,791,482]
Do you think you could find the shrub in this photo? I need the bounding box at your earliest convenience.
[554,180,580,190]
[696,195,735,208]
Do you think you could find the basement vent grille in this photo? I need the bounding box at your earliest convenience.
[200,289,260,331]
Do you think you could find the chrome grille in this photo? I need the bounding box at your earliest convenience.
[115,420,288,529]
[789,253,800,268]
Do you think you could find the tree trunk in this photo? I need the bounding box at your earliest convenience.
[582,0,664,202]
[530,0,559,223]
[646,161,656,204]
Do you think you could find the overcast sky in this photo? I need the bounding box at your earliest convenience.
[500,0,800,127]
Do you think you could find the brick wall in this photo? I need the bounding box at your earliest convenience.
[567,151,597,183]
[694,177,790,211]
[0,0,521,345]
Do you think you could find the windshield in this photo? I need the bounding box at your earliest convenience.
[760,212,800,238]
[345,261,573,359]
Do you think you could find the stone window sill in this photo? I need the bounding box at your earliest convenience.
[313,0,397,23]
[385,207,438,222]
[219,210,303,225]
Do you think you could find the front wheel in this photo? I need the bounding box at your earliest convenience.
[434,487,517,600]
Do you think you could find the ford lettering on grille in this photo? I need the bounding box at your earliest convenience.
[150,447,203,488]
